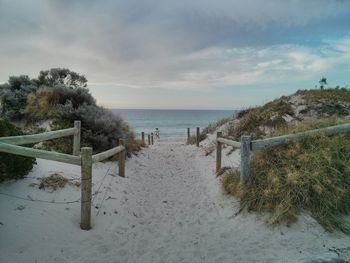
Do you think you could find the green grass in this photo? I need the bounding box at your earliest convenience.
[222,117,350,233]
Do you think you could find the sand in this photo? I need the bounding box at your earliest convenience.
[0,137,349,262]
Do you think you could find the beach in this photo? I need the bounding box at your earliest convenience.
[1,133,349,263]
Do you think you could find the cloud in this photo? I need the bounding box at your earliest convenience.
[0,0,349,108]
[88,37,350,91]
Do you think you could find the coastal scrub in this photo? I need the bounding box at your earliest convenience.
[222,118,350,233]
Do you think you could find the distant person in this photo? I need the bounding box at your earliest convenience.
[155,128,160,139]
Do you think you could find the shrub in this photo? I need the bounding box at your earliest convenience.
[222,118,350,233]
[0,119,36,182]
[37,68,87,88]
[25,87,56,121]
[44,102,137,154]
[0,75,38,121]
[1,68,142,157]
[25,85,96,122]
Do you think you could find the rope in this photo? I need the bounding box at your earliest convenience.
[92,165,112,205]
[0,192,80,204]
[23,176,81,181]
[96,173,115,216]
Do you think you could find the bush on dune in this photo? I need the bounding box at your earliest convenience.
[222,118,350,233]
[25,85,96,122]
[0,68,142,159]
[45,102,135,154]
[0,119,36,182]
[0,75,38,121]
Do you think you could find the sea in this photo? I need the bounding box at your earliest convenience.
[112,109,235,140]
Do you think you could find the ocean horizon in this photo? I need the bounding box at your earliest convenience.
[112,109,236,139]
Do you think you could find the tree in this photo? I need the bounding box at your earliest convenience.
[319,77,327,89]
[37,68,87,88]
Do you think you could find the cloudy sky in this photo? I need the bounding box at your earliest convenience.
[0,0,349,109]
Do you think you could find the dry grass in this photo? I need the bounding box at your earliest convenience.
[228,89,350,141]
[222,118,350,233]
[39,173,80,190]
[126,138,145,157]
[201,117,232,135]
[187,133,207,145]
[297,88,350,103]
[227,100,294,140]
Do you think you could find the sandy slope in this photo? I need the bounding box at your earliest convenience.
[0,139,349,263]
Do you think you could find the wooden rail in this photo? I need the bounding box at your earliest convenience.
[215,132,240,173]
[92,145,125,163]
[0,127,78,145]
[252,123,350,150]
[0,120,127,230]
[217,137,241,148]
[0,142,81,165]
[216,122,350,184]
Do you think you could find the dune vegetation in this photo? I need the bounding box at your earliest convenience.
[0,68,142,181]
[222,116,350,233]
[0,119,36,182]
[226,88,350,141]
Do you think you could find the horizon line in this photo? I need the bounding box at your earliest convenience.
[108,107,241,111]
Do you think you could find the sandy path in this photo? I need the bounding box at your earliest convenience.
[1,141,349,262]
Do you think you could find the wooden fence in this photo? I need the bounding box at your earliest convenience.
[186,127,201,147]
[140,131,154,146]
[139,127,202,146]
[0,120,126,230]
[216,122,350,183]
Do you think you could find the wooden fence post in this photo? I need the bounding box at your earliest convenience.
[81,147,92,230]
[73,120,81,156]
[187,128,190,143]
[216,132,222,173]
[196,127,200,147]
[119,139,126,177]
[148,134,151,145]
[151,133,154,145]
[240,135,252,184]
[141,132,145,145]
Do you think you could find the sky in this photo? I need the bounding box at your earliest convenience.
[0,0,349,110]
